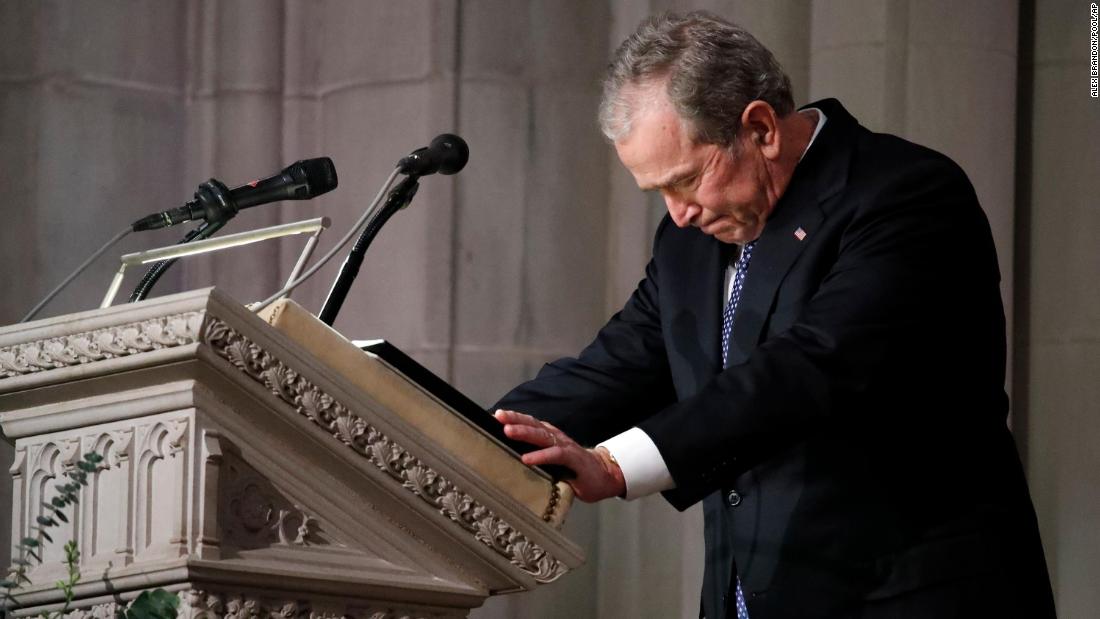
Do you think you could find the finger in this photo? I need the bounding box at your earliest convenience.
[503,423,559,447]
[493,409,540,427]
[539,421,574,446]
[520,439,590,472]
[520,445,569,467]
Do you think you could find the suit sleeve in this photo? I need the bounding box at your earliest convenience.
[492,218,678,447]
[646,155,1007,508]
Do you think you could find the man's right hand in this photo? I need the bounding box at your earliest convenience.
[494,409,626,502]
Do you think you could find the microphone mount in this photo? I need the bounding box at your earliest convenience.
[129,178,239,303]
[318,134,467,326]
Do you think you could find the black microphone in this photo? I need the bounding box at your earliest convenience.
[131,157,338,232]
[396,134,469,176]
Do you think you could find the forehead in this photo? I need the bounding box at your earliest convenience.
[613,95,706,189]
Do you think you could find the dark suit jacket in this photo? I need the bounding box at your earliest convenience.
[495,99,1055,618]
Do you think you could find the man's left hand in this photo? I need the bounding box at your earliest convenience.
[494,409,626,502]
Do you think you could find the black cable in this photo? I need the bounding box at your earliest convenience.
[20,226,133,323]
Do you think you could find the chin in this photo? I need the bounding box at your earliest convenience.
[714,229,754,244]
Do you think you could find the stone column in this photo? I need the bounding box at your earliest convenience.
[178,0,289,303]
[269,0,461,377]
[455,3,611,617]
[0,0,191,323]
[1018,1,1100,616]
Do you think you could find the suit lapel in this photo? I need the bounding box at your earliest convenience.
[724,99,855,367]
[682,234,736,382]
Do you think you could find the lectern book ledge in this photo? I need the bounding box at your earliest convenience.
[354,339,573,483]
[256,297,574,526]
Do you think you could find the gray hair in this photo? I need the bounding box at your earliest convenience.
[599,11,795,146]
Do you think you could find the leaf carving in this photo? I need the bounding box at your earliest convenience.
[200,318,571,584]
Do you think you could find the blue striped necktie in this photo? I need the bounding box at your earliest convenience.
[721,241,755,368]
[720,240,755,619]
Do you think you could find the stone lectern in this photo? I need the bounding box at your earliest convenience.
[0,288,583,619]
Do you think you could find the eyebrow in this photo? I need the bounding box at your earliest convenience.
[639,168,697,192]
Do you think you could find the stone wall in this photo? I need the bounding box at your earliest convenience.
[1,1,1096,617]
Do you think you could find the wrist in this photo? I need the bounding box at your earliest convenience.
[594,446,627,498]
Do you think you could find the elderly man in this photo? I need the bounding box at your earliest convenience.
[493,11,1054,619]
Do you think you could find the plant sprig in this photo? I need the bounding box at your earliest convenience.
[2,452,102,617]
[1,451,176,619]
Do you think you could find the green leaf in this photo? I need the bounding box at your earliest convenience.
[52,509,68,523]
[0,579,15,588]
[36,515,59,527]
[36,529,53,544]
[84,452,103,463]
[126,589,180,619]
[76,461,97,473]
[20,537,39,548]
[50,497,66,509]
[27,549,40,562]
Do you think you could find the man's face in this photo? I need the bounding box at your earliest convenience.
[614,95,774,244]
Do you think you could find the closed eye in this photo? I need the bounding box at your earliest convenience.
[674,173,700,191]
[646,172,698,195]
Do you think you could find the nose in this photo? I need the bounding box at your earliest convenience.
[664,193,700,228]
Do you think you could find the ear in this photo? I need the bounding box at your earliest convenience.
[739,101,781,160]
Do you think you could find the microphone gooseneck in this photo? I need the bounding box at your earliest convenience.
[316,134,469,326]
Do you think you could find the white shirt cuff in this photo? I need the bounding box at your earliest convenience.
[598,427,676,500]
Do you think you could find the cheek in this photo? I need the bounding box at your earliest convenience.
[696,185,734,213]
[747,196,771,220]
[698,187,753,222]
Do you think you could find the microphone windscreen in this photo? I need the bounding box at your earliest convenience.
[431,134,469,175]
[290,157,339,196]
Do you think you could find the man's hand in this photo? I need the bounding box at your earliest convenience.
[494,409,626,502]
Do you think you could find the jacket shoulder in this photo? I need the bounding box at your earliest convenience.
[851,129,973,194]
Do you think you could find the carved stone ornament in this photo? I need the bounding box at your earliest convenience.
[64,602,121,619]
[109,428,135,464]
[202,319,569,584]
[58,437,81,473]
[0,311,206,378]
[223,475,326,549]
[173,590,464,619]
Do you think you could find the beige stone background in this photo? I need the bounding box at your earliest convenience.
[0,0,1096,617]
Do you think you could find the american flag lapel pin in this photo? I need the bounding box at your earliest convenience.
[794,227,807,241]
